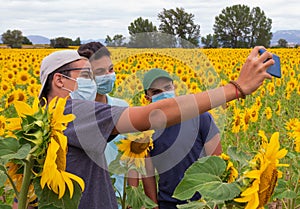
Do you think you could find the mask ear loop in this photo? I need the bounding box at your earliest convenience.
[61,87,72,93]
[58,73,77,93]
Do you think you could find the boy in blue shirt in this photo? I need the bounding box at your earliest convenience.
[142,68,222,209]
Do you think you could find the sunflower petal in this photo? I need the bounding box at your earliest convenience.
[63,172,85,192]
[14,101,35,116]
[61,172,75,198]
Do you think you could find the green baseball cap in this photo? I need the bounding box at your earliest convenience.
[143,68,173,90]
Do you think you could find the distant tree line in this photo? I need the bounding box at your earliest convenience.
[1,30,81,48]
[1,4,295,48]
[50,37,81,48]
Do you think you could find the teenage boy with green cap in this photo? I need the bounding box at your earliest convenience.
[142,68,222,209]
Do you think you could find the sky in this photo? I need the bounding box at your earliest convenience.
[1,0,299,41]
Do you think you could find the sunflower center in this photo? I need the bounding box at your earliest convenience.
[130,140,150,154]
[258,165,278,207]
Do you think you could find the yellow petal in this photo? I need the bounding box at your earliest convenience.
[14,101,35,116]
[266,132,280,157]
[6,118,22,130]
[276,149,288,159]
[63,172,85,192]
[245,170,261,179]
[61,172,75,198]
[235,194,252,202]
[57,173,66,199]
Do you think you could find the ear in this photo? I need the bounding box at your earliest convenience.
[53,73,64,88]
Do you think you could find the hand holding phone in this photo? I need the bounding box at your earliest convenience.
[258,49,281,78]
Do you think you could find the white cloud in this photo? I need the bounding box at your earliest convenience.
[1,0,299,40]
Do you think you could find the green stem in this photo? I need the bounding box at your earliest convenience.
[18,155,34,209]
[122,175,127,209]
[291,175,300,209]
[5,169,19,198]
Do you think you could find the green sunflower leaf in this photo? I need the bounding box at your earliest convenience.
[173,173,240,201]
[108,153,128,175]
[173,156,240,201]
[0,137,19,156]
[177,199,223,209]
[185,156,227,176]
[227,146,250,167]
[125,185,157,209]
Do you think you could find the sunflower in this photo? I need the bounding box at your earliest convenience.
[117,130,154,168]
[266,82,275,96]
[264,107,272,120]
[242,108,251,132]
[249,105,259,123]
[16,71,30,85]
[40,97,84,198]
[275,101,281,116]
[220,153,238,183]
[5,91,17,108]
[290,121,300,152]
[11,97,84,199]
[232,108,243,133]
[15,89,28,103]
[234,132,288,209]
[1,81,12,95]
[0,115,7,136]
[27,84,40,97]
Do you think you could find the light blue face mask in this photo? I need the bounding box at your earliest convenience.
[95,72,116,94]
[62,76,97,101]
[151,90,176,102]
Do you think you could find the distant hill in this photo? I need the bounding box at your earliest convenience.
[1,30,300,46]
[81,39,106,45]
[27,35,50,44]
[271,30,300,46]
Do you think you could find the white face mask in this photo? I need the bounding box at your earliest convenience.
[61,75,97,101]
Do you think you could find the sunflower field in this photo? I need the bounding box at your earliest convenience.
[0,47,299,209]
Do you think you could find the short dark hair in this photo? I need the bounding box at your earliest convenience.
[78,42,111,60]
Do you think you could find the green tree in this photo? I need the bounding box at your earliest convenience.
[22,36,33,45]
[278,38,288,48]
[201,34,219,48]
[128,17,157,35]
[127,17,159,48]
[105,34,126,47]
[70,37,81,46]
[1,29,24,48]
[213,4,272,48]
[50,37,72,48]
[158,7,200,47]
[105,35,113,46]
[248,7,272,47]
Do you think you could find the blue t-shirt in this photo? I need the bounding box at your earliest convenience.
[149,112,219,209]
[64,99,127,209]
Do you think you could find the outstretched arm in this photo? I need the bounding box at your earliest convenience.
[114,46,273,134]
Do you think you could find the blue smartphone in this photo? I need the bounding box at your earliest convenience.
[258,49,281,78]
